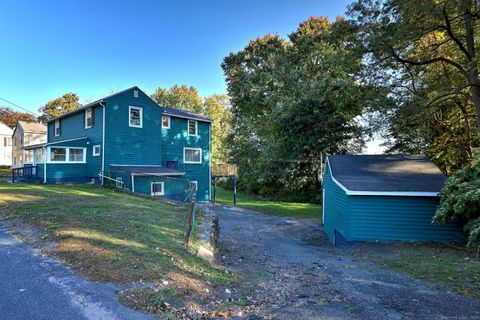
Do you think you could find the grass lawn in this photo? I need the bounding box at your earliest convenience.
[0,167,11,176]
[214,186,322,219]
[0,181,234,286]
[360,243,480,299]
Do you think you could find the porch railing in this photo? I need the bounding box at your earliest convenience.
[12,166,38,183]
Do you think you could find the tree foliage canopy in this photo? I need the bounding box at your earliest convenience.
[222,17,378,201]
[0,107,36,128]
[38,93,81,123]
[151,85,203,114]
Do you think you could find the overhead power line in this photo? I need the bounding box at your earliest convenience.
[0,97,39,116]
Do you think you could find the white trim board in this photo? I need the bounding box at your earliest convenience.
[325,157,439,197]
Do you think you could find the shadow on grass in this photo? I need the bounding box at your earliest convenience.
[0,182,234,286]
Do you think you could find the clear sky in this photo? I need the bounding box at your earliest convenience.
[0,0,353,114]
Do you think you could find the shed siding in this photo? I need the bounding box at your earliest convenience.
[323,163,349,242]
[348,196,465,243]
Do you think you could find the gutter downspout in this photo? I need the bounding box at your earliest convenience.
[131,173,135,193]
[43,146,47,184]
[100,101,106,185]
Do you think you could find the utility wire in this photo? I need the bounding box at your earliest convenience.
[0,97,39,116]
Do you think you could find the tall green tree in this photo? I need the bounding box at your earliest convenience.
[222,18,373,200]
[203,94,232,163]
[38,93,81,123]
[349,0,480,173]
[151,85,203,114]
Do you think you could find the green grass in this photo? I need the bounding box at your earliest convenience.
[214,186,322,219]
[0,182,234,285]
[0,167,11,176]
[364,243,480,299]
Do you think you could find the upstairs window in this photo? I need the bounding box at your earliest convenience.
[184,147,202,164]
[129,106,143,128]
[162,115,170,128]
[55,120,61,136]
[188,120,197,136]
[85,109,93,128]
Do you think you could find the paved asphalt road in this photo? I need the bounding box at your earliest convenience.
[0,225,151,320]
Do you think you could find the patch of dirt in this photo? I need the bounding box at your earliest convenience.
[0,217,57,255]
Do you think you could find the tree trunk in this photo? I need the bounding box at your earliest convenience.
[463,0,480,127]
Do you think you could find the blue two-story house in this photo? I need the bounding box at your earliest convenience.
[24,86,211,202]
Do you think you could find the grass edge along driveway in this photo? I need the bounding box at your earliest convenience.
[214,186,322,219]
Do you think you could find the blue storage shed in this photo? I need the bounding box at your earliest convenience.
[323,154,465,245]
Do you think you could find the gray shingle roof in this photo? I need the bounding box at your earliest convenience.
[161,106,211,122]
[327,154,446,193]
[110,165,185,176]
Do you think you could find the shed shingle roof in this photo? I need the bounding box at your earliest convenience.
[327,154,446,193]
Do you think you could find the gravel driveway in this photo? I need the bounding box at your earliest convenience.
[213,205,480,320]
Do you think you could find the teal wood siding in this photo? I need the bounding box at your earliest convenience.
[323,164,350,243]
[131,176,190,200]
[46,163,87,180]
[47,106,103,179]
[161,117,210,202]
[37,163,44,180]
[348,196,465,243]
[323,161,465,244]
[104,89,210,202]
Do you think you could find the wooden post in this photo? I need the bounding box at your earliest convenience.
[184,193,196,245]
[233,176,237,207]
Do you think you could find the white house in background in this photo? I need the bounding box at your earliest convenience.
[12,121,47,168]
[0,122,13,166]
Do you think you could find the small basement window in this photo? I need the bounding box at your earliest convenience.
[55,120,61,136]
[93,145,101,156]
[151,182,164,196]
[85,109,93,128]
[190,181,198,191]
[116,177,123,188]
[184,147,202,164]
[129,106,143,128]
[162,115,170,128]
[188,120,197,136]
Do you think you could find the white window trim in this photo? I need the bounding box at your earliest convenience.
[183,147,202,164]
[93,145,101,156]
[47,146,87,164]
[129,106,143,128]
[85,109,93,129]
[190,181,198,191]
[188,120,198,136]
[55,120,60,137]
[151,181,164,196]
[162,115,170,129]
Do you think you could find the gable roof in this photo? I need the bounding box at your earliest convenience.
[47,86,211,123]
[15,121,47,134]
[0,121,13,135]
[326,154,446,196]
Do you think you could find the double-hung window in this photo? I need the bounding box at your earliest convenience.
[50,147,66,162]
[55,120,61,136]
[184,147,202,164]
[188,120,197,136]
[162,115,170,128]
[85,109,93,128]
[129,106,143,128]
[93,145,101,156]
[49,147,85,163]
[151,182,164,196]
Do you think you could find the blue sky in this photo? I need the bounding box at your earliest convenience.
[0,0,352,114]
